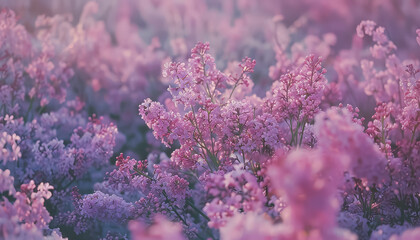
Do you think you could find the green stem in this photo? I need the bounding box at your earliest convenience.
[293,121,301,146]
[410,123,418,145]
[186,200,210,221]
[162,190,188,226]
[133,167,154,181]
[288,118,294,145]
[228,72,245,99]
[24,97,34,122]
[298,122,306,147]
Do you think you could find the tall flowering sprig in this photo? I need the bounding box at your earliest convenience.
[265,54,327,146]
[270,16,337,82]
[140,42,263,173]
[356,20,397,59]
[357,22,419,150]
[227,57,256,99]
[219,100,255,160]
[357,20,407,105]
[387,65,420,210]
[165,42,227,106]
[366,102,397,158]
[399,65,420,139]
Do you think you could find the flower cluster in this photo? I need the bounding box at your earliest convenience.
[0,178,63,239]
[203,165,265,228]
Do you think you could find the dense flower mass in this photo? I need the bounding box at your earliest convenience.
[1,0,420,239]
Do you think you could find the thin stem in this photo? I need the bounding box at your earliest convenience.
[0,104,5,117]
[162,190,188,226]
[24,97,34,122]
[186,199,210,221]
[410,123,418,145]
[190,106,219,170]
[133,167,154,181]
[288,118,294,145]
[228,72,245,99]
[298,121,306,147]
[293,121,301,146]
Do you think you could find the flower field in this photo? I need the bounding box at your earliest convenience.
[0,1,419,239]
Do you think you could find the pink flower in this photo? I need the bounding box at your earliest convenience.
[416,29,420,47]
[0,131,21,164]
[315,108,388,184]
[129,215,185,240]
